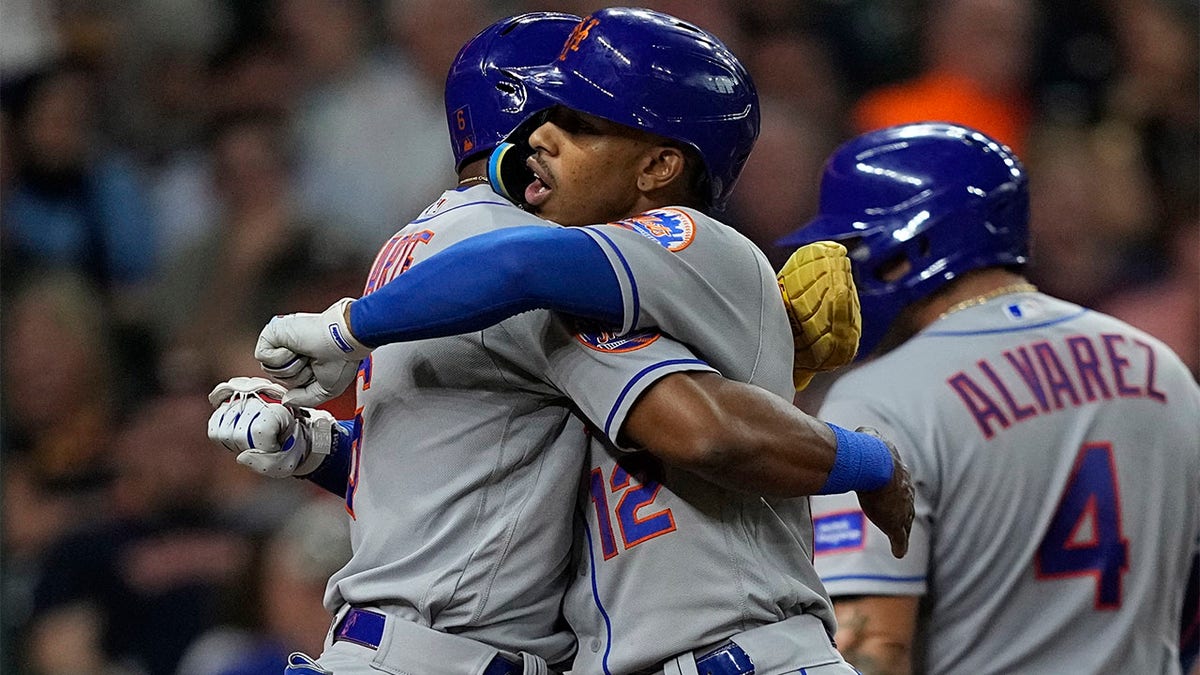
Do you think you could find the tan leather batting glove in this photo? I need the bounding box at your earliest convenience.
[777,241,862,391]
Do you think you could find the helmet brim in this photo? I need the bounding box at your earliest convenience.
[775,215,885,249]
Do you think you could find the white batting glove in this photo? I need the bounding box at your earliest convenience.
[207,376,335,477]
[254,298,373,407]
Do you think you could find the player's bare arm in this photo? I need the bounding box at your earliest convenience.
[621,370,915,557]
[620,371,837,496]
[831,595,919,675]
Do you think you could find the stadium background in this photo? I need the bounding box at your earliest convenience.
[1,0,1195,673]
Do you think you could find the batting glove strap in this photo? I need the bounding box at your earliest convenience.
[207,376,287,408]
[294,407,336,476]
[318,298,372,359]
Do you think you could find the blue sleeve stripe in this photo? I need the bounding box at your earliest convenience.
[604,359,711,438]
[922,308,1088,337]
[822,574,925,584]
[585,227,640,333]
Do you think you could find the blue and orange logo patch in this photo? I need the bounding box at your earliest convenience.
[813,511,866,555]
[576,328,661,353]
[612,208,696,252]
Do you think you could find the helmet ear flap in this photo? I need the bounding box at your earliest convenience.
[443,13,581,171]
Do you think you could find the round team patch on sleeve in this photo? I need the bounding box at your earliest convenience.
[576,328,661,353]
[612,208,696,252]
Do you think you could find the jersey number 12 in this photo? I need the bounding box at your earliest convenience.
[587,464,676,560]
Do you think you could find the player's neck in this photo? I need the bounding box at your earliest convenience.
[914,268,1034,328]
[456,159,490,188]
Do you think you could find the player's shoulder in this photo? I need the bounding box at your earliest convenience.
[1053,296,1192,365]
[409,186,522,225]
[588,206,748,252]
[396,186,547,238]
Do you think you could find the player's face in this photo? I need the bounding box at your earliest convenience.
[523,107,660,227]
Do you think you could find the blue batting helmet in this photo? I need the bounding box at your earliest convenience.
[777,122,1030,358]
[513,7,759,210]
[445,12,581,171]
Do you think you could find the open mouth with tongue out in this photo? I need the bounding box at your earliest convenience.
[524,156,553,208]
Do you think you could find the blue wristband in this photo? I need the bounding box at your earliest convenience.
[818,423,895,495]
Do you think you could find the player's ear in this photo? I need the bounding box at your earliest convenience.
[636,145,688,194]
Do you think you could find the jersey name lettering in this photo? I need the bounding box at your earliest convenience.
[364,230,435,295]
[948,333,1167,440]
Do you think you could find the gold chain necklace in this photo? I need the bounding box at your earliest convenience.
[938,282,1038,320]
[457,175,489,186]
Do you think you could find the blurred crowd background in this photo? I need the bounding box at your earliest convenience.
[0,0,1196,673]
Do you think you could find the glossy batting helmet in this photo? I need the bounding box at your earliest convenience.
[777,122,1030,358]
[513,7,759,210]
[445,12,581,171]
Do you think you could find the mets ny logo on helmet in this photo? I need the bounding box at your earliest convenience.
[558,17,599,61]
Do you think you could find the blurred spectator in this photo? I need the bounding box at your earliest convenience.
[0,0,61,79]
[1,271,117,492]
[1098,215,1200,377]
[24,601,141,675]
[1033,0,1119,123]
[22,393,255,675]
[149,39,298,262]
[850,0,1038,154]
[1104,0,1199,229]
[153,112,362,397]
[385,0,509,89]
[176,495,352,675]
[727,97,840,269]
[0,270,121,671]
[1023,121,1153,306]
[742,30,848,131]
[1,63,159,299]
[276,0,450,258]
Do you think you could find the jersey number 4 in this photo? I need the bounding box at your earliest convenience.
[1035,441,1129,609]
[587,465,676,560]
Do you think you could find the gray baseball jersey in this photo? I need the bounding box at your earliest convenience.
[559,208,842,675]
[810,291,1200,674]
[328,188,724,669]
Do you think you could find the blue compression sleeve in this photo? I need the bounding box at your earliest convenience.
[818,423,896,494]
[349,226,625,347]
[302,419,356,498]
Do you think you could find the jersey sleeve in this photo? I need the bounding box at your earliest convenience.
[810,395,933,597]
[494,311,717,449]
[576,210,786,392]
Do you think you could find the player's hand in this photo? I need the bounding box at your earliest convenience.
[254,298,372,407]
[777,242,861,391]
[853,426,914,558]
[206,376,334,477]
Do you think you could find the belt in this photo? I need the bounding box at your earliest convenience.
[334,608,521,675]
[694,641,754,675]
[638,640,755,675]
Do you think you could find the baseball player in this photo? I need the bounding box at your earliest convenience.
[779,123,1200,674]
[210,11,910,675]
[249,9,913,674]
[213,14,589,675]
